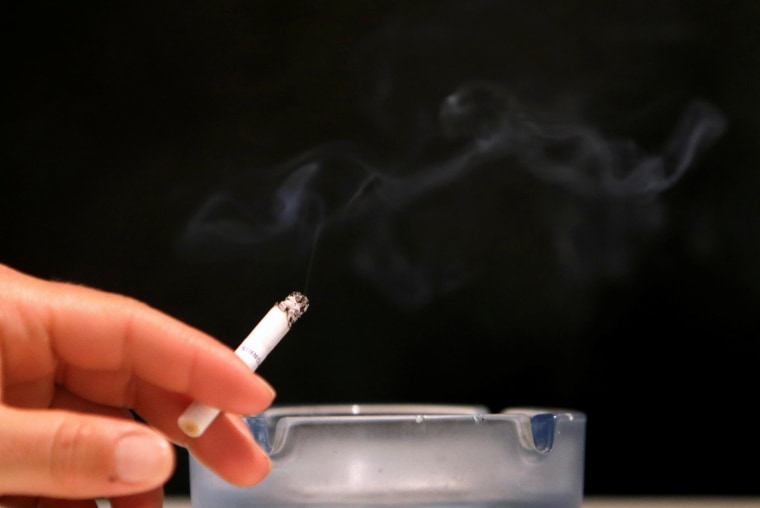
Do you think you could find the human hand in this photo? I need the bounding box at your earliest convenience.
[0,264,276,507]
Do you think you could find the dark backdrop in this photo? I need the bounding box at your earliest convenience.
[4,0,760,497]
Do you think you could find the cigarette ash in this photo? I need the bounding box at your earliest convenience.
[278,291,310,327]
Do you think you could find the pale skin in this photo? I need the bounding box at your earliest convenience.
[0,264,276,507]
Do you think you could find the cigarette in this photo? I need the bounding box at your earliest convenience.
[177,291,309,438]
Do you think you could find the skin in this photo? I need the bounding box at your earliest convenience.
[0,264,276,507]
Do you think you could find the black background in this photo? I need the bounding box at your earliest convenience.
[4,0,760,497]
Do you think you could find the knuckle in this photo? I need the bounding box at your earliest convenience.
[49,418,102,490]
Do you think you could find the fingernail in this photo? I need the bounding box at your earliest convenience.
[114,433,173,484]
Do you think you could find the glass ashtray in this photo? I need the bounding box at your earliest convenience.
[189,404,586,508]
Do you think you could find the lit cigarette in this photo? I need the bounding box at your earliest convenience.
[178,291,309,438]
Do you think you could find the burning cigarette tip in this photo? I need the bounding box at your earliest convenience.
[278,291,309,327]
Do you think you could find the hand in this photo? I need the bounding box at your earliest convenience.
[0,264,276,507]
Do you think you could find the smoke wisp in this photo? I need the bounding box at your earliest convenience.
[176,79,725,308]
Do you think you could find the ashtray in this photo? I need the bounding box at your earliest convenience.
[189,404,586,507]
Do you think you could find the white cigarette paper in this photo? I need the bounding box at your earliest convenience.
[178,291,309,438]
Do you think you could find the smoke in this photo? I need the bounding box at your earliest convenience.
[174,2,727,310]
[439,82,726,199]
[176,79,725,307]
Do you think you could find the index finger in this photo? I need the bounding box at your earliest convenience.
[1,264,275,415]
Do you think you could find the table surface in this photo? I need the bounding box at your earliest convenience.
[151,497,760,508]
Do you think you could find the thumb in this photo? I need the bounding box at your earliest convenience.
[0,406,174,498]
